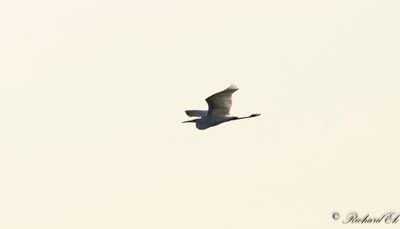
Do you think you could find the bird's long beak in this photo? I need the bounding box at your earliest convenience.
[182,119,197,123]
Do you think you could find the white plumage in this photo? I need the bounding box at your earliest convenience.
[183,85,260,130]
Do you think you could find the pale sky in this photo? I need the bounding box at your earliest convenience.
[1,0,399,228]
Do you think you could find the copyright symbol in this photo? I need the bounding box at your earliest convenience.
[332,212,340,220]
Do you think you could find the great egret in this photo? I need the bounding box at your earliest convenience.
[183,85,260,130]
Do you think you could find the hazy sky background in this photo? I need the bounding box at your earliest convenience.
[1,0,399,228]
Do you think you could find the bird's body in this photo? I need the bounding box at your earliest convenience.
[194,115,237,130]
[183,85,260,130]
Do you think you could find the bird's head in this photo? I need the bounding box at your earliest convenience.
[182,118,198,123]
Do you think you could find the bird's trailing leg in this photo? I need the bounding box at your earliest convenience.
[232,113,261,120]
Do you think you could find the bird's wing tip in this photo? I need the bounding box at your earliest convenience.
[185,110,208,117]
[228,84,239,90]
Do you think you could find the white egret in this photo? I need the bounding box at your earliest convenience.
[183,85,260,130]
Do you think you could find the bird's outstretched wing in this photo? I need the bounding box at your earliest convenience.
[185,110,208,117]
[205,85,238,116]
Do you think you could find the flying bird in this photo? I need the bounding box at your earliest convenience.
[183,85,260,130]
